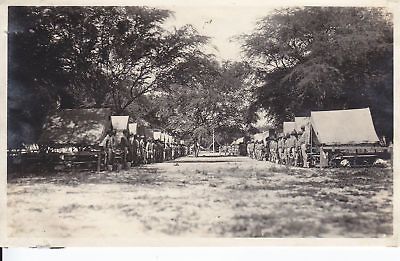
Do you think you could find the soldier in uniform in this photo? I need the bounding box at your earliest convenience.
[100,129,116,170]
[299,125,309,168]
[193,138,200,157]
[145,138,154,164]
[154,139,162,162]
[139,136,146,164]
[263,137,270,161]
[277,134,283,164]
[252,141,256,159]
[258,140,264,160]
[288,130,297,166]
[254,141,259,160]
[130,134,139,166]
[283,134,290,165]
[295,129,303,166]
[270,136,278,163]
[120,129,130,169]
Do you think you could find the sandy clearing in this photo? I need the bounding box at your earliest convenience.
[7,154,392,238]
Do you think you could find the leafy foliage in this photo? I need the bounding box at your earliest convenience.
[8,6,209,146]
[149,60,254,145]
[240,7,393,139]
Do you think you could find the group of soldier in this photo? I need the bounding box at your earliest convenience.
[100,129,188,170]
[247,125,310,167]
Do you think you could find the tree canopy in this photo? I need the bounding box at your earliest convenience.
[8,6,211,146]
[240,7,393,139]
[7,6,393,147]
[140,59,254,146]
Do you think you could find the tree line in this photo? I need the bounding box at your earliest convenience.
[8,6,393,148]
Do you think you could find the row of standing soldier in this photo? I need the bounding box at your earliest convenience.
[101,129,188,170]
[247,125,310,167]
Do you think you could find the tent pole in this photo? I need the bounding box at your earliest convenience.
[212,128,215,153]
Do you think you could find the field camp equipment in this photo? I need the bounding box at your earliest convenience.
[8,108,189,173]
[27,108,112,171]
[39,108,112,146]
[308,107,387,167]
[241,108,390,168]
[283,122,296,135]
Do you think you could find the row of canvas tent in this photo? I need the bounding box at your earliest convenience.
[227,108,379,147]
[37,108,181,148]
[283,108,380,146]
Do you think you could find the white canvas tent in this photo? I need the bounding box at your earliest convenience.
[310,108,379,145]
[295,117,310,132]
[283,122,296,135]
[232,137,244,145]
[128,123,137,135]
[253,131,269,142]
[111,116,129,130]
[153,130,162,140]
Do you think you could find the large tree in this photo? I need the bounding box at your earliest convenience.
[8,6,209,146]
[150,58,254,145]
[240,7,393,139]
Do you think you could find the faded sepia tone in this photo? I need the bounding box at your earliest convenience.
[1,0,399,247]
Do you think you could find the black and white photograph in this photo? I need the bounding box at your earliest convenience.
[2,0,397,245]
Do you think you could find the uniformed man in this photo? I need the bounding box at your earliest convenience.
[263,137,270,161]
[270,136,278,163]
[145,138,153,164]
[139,136,146,164]
[130,134,139,166]
[100,129,116,170]
[295,129,303,166]
[120,129,130,169]
[154,139,161,162]
[283,134,290,165]
[299,125,310,168]
[288,130,298,166]
[277,134,283,164]
[193,138,199,157]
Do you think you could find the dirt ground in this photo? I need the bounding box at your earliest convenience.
[7,153,393,238]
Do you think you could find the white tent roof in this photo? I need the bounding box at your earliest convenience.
[310,108,379,145]
[283,122,296,135]
[153,130,162,140]
[295,117,310,132]
[232,137,244,145]
[128,123,137,135]
[111,116,129,130]
[253,131,269,142]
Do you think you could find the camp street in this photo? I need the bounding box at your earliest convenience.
[7,153,392,238]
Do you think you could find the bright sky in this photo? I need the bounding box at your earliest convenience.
[163,6,275,62]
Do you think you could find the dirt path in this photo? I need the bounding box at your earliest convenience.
[7,153,392,238]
